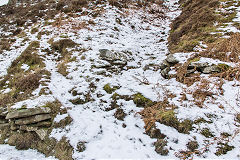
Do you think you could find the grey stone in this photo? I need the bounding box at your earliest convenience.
[0,119,8,124]
[28,121,52,127]
[10,121,19,131]
[6,107,51,119]
[161,67,170,79]
[0,123,10,129]
[165,54,179,65]
[189,62,209,71]
[202,65,221,74]
[160,60,170,70]
[186,69,196,75]
[35,128,48,140]
[20,125,38,132]
[0,107,8,117]
[15,114,52,125]
[112,60,127,65]
[99,49,127,61]
[94,60,112,68]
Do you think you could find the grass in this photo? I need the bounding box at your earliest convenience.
[139,101,193,134]
[0,41,50,109]
[103,84,119,94]
[168,0,240,53]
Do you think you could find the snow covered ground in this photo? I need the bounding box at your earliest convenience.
[0,145,56,160]
[0,0,240,159]
[0,0,8,6]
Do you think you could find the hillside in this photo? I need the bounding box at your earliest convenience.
[0,0,240,159]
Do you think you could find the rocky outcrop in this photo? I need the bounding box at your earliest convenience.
[1,107,52,140]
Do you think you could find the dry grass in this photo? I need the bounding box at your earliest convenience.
[168,0,219,53]
[202,33,240,63]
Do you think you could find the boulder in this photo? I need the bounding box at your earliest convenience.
[99,49,127,62]
[202,65,221,74]
[165,54,179,65]
[6,107,51,119]
[15,114,52,125]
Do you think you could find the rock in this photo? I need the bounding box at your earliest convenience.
[202,65,221,74]
[6,107,51,119]
[15,114,52,125]
[10,121,19,131]
[161,67,170,79]
[35,128,48,140]
[77,141,86,152]
[236,114,240,123]
[0,123,10,129]
[0,119,8,124]
[0,107,8,117]
[160,60,170,70]
[112,60,127,66]
[94,60,112,68]
[188,62,209,71]
[28,121,52,127]
[99,49,127,62]
[154,139,169,155]
[165,54,179,65]
[186,69,195,75]
[114,108,126,121]
[20,125,38,132]
[19,126,48,140]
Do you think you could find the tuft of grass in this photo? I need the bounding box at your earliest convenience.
[215,142,234,156]
[103,84,119,94]
[200,128,215,138]
[133,93,154,108]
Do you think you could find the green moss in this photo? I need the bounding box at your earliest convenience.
[157,110,179,129]
[111,93,120,100]
[217,63,230,71]
[194,118,212,124]
[215,142,234,156]
[189,57,200,63]
[31,28,39,34]
[133,93,153,107]
[178,119,193,134]
[200,128,215,138]
[103,84,119,94]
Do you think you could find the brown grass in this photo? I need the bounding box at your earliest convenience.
[168,0,219,53]
[202,33,240,63]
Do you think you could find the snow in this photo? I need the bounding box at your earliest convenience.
[0,0,8,6]
[0,145,56,160]
[0,0,240,159]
